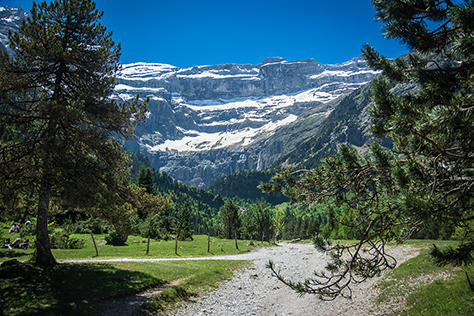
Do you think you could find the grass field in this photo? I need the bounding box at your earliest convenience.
[0,231,259,315]
[1,232,256,262]
[1,228,473,315]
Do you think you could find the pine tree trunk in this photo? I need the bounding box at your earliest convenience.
[90,231,98,257]
[34,121,57,268]
[234,231,238,250]
[175,235,178,255]
[146,236,150,255]
[34,169,56,268]
[208,234,210,253]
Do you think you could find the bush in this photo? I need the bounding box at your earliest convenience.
[136,216,172,241]
[105,231,128,245]
[49,231,85,249]
[72,217,111,235]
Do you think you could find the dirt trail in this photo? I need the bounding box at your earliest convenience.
[72,242,420,316]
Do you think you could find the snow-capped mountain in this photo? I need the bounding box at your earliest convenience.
[0,5,380,188]
[115,58,380,187]
[0,6,27,54]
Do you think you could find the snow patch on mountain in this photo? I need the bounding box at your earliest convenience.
[0,6,28,55]
[114,57,380,155]
[148,114,298,152]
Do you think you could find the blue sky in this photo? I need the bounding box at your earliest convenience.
[8,0,408,68]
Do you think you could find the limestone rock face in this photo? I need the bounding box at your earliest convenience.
[115,57,380,188]
[0,6,28,56]
[0,5,381,188]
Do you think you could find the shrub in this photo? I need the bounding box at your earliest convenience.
[137,216,172,241]
[49,231,85,249]
[72,217,111,235]
[104,231,128,245]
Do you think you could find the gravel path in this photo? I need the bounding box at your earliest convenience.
[81,242,420,316]
[170,242,420,316]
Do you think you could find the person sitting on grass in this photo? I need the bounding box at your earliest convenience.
[19,239,29,249]
[8,224,19,233]
[1,238,12,249]
[11,238,21,248]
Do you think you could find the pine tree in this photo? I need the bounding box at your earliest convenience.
[137,167,156,195]
[220,199,241,239]
[273,208,285,239]
[262,0,474,299]
[366,0,474,278]
[250,199,274,243]
[174,199,194,241]
[0,0,148,267]
[136,167,156,219]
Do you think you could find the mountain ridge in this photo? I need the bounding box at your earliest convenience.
[0,5,381,189]
[115,56,380,188]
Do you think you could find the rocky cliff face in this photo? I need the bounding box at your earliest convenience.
[116,58,380,188]
[0,5,380,188]
[0,6,27,55]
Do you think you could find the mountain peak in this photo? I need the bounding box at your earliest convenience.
[116,57,380,188]
[0,6,28,54]
[261,57,286,65]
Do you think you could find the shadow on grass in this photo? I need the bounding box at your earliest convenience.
[0,249,32,259]
[0,261,165,316]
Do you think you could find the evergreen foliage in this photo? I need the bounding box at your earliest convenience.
[220,199,241,239]
[261,0,474,299]
[241,199,274,242]
[173,199,194,241]
[137,167,156,195]
[129,151,224,236]
[0,0,148,267]
[209,169,287,204]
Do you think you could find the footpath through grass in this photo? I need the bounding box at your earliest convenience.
[0,234,259,315]
[2,234,474,315]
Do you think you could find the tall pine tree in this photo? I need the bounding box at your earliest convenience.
[0,0,148,267]
[262,0,474,298]
[174,199,194,241]
[220,199,241,239]
[137,167,156,195]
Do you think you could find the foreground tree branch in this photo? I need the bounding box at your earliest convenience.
[260,0,474,299]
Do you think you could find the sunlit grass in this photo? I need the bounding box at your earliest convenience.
[376,244,474,315]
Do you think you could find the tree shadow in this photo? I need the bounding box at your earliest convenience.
[0,261,165,316]
[0,249,32,259]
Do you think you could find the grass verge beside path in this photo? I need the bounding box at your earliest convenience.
[0,234,258,263]
[0,259,249,315]
[54,234,256,260]
[0,235,258,315]
[375,240,474,315]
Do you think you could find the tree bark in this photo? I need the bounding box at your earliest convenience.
[34,121,57,268]
[34,169,56,268]
[175,235,178,255]
[234,231,239,250]
[90,231,98,257]
[208,234,210,253]
[146,236,150,255]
